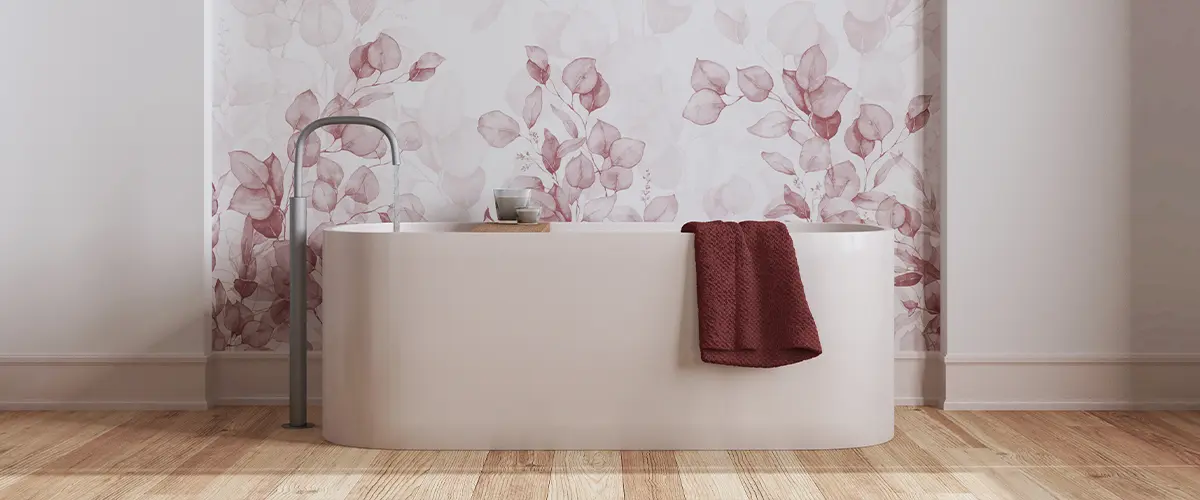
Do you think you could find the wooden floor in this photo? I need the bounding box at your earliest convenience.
[0,408,1197,499]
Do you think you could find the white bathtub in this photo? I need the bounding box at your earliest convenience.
[321,222,894,450]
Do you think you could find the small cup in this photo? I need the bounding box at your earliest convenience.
[515,207,542,224]
[493,188,533,221]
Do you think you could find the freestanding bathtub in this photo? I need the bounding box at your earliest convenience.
[321,222,894,450]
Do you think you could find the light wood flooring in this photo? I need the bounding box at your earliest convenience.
[0,407,1197,499]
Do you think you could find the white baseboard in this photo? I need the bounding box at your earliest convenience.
[895,351,943,406]
[17,351,1193,411]
[0,354,210,410]
[210,351,940,407]
[208,351,322,406]
[943,353,1200,410]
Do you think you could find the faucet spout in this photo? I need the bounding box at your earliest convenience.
[292,116,402,195]
[285,116,401,430]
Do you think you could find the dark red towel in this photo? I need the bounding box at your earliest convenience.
[681,221,821,368]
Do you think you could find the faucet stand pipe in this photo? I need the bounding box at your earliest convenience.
[285,116,400,429]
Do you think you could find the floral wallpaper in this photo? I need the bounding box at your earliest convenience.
[211,0,942,352]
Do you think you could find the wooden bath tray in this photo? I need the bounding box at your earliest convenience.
[469,222,550,233]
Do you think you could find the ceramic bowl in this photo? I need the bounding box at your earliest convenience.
[515,207,542,224]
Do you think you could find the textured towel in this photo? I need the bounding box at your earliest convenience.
[681,221,821,368]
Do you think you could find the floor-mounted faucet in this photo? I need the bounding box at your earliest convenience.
[285,116,400,429]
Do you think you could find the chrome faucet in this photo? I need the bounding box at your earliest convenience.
[285,116,400,429]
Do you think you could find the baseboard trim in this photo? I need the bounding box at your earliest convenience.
[0,353,210,410]
[209,351,322,406]
[209,351,940,406]
[943,353,1200,410]
[1,400,213,411]
[942,400,1200,411]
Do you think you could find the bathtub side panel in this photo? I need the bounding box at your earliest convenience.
[322,231,894,450]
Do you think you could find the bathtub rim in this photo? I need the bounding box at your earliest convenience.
[325,221,890,234]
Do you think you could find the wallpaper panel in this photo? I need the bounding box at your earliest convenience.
[211,0,942,351]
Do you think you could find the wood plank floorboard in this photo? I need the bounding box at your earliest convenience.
[0,407,1195,499]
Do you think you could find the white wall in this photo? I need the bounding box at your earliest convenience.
[0,1,208,407]
[945,0,1131,357]
[0,0,206,355]
[944,0,1200,409]
[1130,0,1200,354]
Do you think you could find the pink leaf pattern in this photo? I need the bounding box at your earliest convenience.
[264,154,284,205]
[644,194,678,222]
[795,45,828,91]
[781,70,807,110]
[396,121,423,151]
[472,0,505,31]
[541,129,561,173]
[579,75,611,112]
[299,0,344,47]
[852,191,889,210]
[562,57,599,94]
[321,95,357,139]
[856,104,894,141]
[314,157,344,188]
[682,89,726,125]
[646,0,692,34]
[565,155,596,189]
[761,151,795,175]
[819,196,861,223]
[366,34,402,72]
[690,59,730,94]
[349,43,374,78]
[311,181,338,212]
[609,138,646,168]
[582,195,617,221]
[764,204,795,219]
[393,193,426,222]
[844,12,888,54]
[288,131,322,167]
[354,92,392,108]
[348,0,375,24]
[557,138,584,157]
[408,52,446,82]
[600,167,634,191]
[798,137,832,172]
[895,272,922,287]
[906,94,933,133]
[807,77,850,118]
[342,124,386,158]
[245,14,292,49]
[215,2,941,352]
[587,120,620,157]
[714,9,749,44]
[823,161,861,199]
[811,110,842,140]
[477,110,521,147]
[783,185,811,219]
[440,166,486,208]
[344,166,380,204]
[230,186,273,219]
[523,87,543,129]
[230,151,269,190]
[551,105,579,138]
[525,45,550,84]
[845,122,876,159]
[251,208,284,238]
[285,90,320,130]
[609,205,643,222]
[747,111,794,139]
[736,66,773,102]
